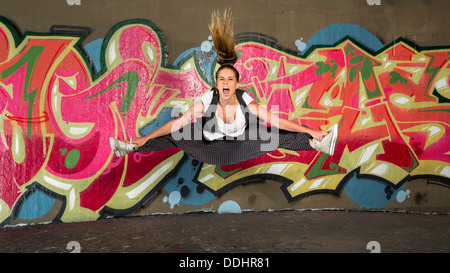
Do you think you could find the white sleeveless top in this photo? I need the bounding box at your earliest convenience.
[200,91,254,141]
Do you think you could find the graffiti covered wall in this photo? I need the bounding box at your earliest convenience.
[0,14,449,226]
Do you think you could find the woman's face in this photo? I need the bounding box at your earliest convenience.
[215,67,239,101]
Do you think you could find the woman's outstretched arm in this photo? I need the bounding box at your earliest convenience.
[131,101,204,149]
[247,101,328,141]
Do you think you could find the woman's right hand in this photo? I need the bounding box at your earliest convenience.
[130,136,149,150]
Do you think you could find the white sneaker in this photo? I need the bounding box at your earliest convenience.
[313,124,338,156]
[109,137,136,157]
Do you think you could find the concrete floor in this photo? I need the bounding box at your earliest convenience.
[0,210,448,254]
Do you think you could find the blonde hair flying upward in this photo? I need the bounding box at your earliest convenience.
[209,8,238,65]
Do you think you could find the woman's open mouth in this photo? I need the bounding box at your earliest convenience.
[222,87,230,95]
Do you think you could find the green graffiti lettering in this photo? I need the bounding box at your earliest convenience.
[65,149,80,169]
[2,46,45,138]
[86,71,139,114]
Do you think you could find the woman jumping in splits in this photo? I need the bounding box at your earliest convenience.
[110,9,338,166]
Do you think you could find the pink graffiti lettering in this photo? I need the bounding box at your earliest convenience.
[0,18,448,223]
